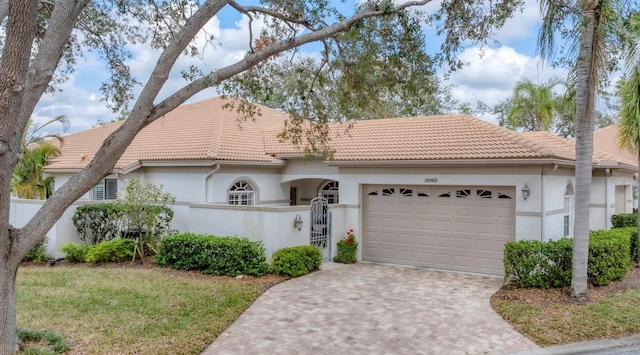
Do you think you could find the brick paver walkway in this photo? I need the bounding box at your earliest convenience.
[203,263,538,355]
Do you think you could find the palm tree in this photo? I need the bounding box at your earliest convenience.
[11,143,59,199]
[616,12,640,265]
[505,77,562,131]
[22,115,69,146]
[538,0,619,299]
[11,115,68,199]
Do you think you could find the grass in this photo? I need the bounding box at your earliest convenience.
[16,266,266,354]
[494,289,640,346]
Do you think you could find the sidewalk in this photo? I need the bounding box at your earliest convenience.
[509,334,640,355]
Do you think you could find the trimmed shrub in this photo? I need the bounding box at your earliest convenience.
[611,213,637,228]
[615,226,639,263]
[589,229,631,286]
[23,238,49,263]
[504,230,631,288]
[72,203,125,245]
[503,238,571,288]
[58,243,89,263]
[272,246,323,277]
[85,238,135,263]
[157,233,269,276]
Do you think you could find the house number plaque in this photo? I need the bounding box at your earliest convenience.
[424,178,438,183]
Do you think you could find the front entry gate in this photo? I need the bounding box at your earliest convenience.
[310,194,331,260]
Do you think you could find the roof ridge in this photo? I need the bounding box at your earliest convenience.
[462,115,557,158]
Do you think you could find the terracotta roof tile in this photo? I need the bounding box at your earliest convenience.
[593,124,637,167]
[45,98,637,171]
[46,97,287,170]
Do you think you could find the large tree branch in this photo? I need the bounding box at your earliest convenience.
[229,0,315,30]
[155,0,432,117]
[127,0,231,124]
[19,0,231,248]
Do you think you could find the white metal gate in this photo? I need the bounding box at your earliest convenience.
[310,194,331,260]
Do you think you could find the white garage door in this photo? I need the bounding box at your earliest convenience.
[362,185,515,275]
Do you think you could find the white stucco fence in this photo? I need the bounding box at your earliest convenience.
[9,198,348,261]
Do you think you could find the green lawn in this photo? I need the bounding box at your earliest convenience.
[17,266,267,354]
[493,289,640,346]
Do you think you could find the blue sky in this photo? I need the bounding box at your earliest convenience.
[32,0,567,134]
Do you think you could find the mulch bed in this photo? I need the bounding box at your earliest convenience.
[491,267,640,306]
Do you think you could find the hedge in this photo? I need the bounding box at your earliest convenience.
[272,245,323,277]
[611,213,637,228]
[156,233,269,276]
[503,239,572,288]
[504,229,632,288]
[589,229,631,285]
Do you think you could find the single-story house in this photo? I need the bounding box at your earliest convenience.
[42,97,637,275]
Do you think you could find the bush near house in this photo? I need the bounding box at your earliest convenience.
[58,243,90,263]
[157,233,269,276]
[504,239,572,288]
[504,229,632,288]
[85,238,135,263]
[272,245,323,277]
[611,213,637,228]
[72,203,174,245]
[72,203,125,245]
[23,238,50,263]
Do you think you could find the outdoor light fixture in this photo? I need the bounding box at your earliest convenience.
[522,183,530,201]
[293,214,304,231]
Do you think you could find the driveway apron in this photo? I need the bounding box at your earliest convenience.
[203,263,538,355]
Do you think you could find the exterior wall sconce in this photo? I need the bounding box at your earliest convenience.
[522,183,530,201]
[293,214,303,231]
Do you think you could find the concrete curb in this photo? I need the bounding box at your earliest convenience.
[509,334,640,355]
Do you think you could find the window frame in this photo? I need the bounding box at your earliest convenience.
[93,178,118,200]
[319,180,339,204]
[228,180,256,206]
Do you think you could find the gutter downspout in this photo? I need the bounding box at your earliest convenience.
[541,164,558,242]
[204,164,220,203]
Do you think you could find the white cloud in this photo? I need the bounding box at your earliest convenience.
[34,77,115,133]
[494,0,541,43]
[448,46,565,123]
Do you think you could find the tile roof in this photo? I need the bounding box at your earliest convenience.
[593,124,638,167]
[46,97,288,170]
[521,130,627,164]
[45,97,637,171]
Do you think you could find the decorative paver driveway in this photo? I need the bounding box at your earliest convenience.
[203,263,538,355]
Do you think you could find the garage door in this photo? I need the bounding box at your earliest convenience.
[362,185,515,275]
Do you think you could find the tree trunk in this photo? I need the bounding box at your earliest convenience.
[571,5,598,300]
[637,155,640,266]
[0,253,19,354]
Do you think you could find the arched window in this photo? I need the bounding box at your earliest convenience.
[229,180,255,206]
[564,181,574,237]
[320,180,339,204]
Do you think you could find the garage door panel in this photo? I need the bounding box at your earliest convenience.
[363,185,515,275]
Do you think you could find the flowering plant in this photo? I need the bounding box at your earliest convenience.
[343,229,356,246]
[333,229,358,264]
